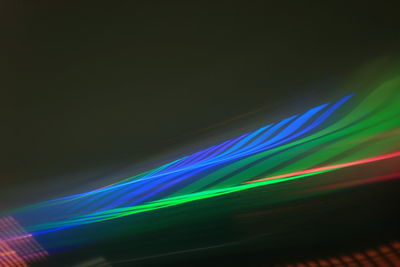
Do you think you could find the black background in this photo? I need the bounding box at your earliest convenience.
[1,1,399,207]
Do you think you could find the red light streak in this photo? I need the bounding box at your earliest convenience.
[244,151,400,184]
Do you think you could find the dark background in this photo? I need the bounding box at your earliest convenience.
[1,1,399,208]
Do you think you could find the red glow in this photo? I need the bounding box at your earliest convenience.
[0,217,48,266]
[243,151,400,184]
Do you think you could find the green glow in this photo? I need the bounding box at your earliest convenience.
[17,70,400,233]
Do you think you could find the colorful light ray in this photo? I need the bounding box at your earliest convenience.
[2,73,399,241]
[25,150,400,233]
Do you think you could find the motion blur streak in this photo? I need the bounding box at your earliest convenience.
[243,151,400,184]
[4,73,400,243]
[0,217,48,266]
[28,150,400,235]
